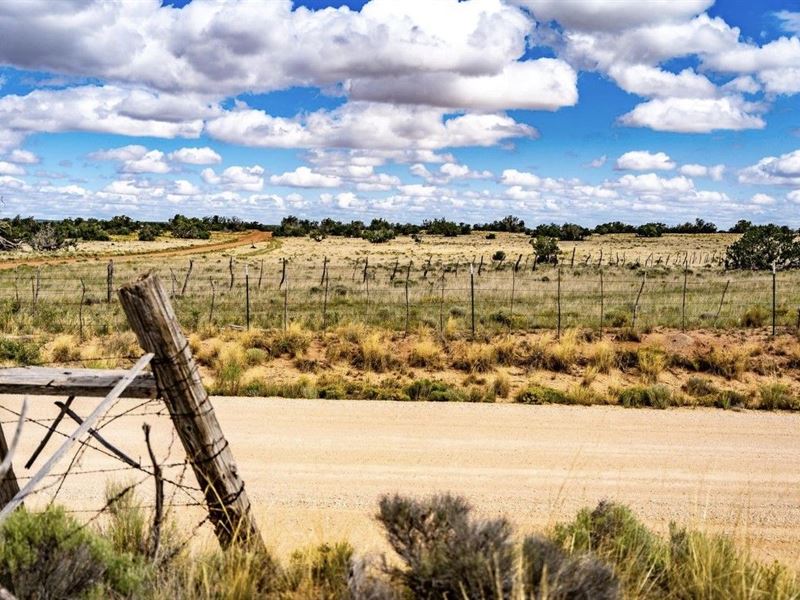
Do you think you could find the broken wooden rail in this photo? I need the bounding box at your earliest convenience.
[0,366,156,398]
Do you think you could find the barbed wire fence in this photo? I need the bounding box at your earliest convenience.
[0,273,265,564]
[1,252,799,338]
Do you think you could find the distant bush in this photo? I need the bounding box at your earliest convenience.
[362,228,395,244]
[137,224,158,241]
[531,235,559,264]
[726,224,800,270]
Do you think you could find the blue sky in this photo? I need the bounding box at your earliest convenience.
[0,0,799,226]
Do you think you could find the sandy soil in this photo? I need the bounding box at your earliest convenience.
[4,396,799,566]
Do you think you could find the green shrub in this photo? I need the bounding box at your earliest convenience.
[377,494,514,599]
[741,305,769,328]
[0,338,40,365]
[713,389,748,410]
[554,501,669,596]
[618,385,672,409]
[758,383,799,410]
[522,536,619,600]
[0,506,145,599]
[515,384,569,405]
[683,376,718,398]
[405,379,467,402]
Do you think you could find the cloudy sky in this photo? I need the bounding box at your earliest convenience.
[0,0,799,226]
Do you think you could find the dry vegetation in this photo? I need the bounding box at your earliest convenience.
[1,488,797,599]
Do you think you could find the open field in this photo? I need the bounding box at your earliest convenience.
[2,232,800,337]
[4,395,799,568]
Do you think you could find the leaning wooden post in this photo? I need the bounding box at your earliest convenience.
[228,256,235,290]
[181,259,194,297]
[633,272,646,331]
[118,274,264,551]
[107,260,114,303]
[772,263,777,336]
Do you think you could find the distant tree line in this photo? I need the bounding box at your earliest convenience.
[0,214,270,249]
[1,214,798,270]
[272,215,773,241]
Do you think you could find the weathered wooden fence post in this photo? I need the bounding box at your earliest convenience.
[245,265,251,331]
[107,260,114,303]
[283,260,289,331]
[681,265,688,331]
[181,259,194,297]
[404,262,411,336]
[118,273,264,551]
[556,267,562,340]
[599,269,604,332]
[209,278,216,324]
[714,280,730,327]
[79,278,87,341]
[772,263,777,336]
[470,264,476,338]
[439,271,445,335]
[633,272,646,330]
[228,256,235,290]
[322,261,330,330]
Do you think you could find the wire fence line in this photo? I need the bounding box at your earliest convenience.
[0,384,212,554]
[2,256,800,335]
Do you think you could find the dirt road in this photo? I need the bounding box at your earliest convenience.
[7,397,799,565]
[0,230,272,270]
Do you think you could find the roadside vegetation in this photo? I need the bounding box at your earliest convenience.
[0,489,796,599]
[20,324,800,412]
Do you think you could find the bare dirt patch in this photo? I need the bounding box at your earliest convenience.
[7,396,799,566]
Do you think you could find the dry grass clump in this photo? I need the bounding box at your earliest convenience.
[491,336,519,366]
[451,341,496,373]
[359,332,398,372]
[268,322,310,358]
[327,328,398,372]
[637,347,666,383]
[757,382,799,410]
[47,334,81,363]
[492,372,511,398]
[549,329,581,371]
[409,336,444,368]
[587,339,616,373]
[238,324,310,358]
[100,331,141,358]
[688,346,750,380]
[212,343,247,395]
[511,330,583,373]
[193,337,224,367]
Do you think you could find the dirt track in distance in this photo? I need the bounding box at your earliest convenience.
[8,397,800,565]
[0,230,272,271]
